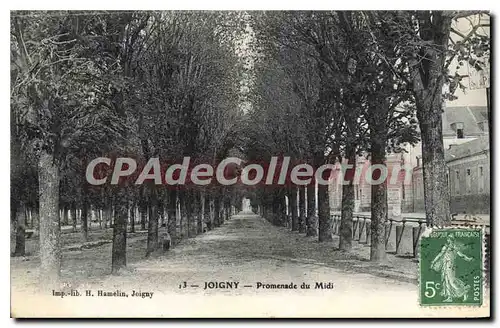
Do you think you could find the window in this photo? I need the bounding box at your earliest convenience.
[478,166,485,192]
[402,183,405,200]
[456,122,464,139]
[466,168,472,194]
[454,170,460,194]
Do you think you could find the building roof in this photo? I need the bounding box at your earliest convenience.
[445,136,490,162]
[442,106,488,137]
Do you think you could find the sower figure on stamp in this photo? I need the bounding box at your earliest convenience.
[431,235,473,302]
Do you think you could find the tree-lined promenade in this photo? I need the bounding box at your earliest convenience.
[83,155,414,186]
[11,11,247,286]
[11,11,490,287]
[244,11,489,260]
[11,213,446,317]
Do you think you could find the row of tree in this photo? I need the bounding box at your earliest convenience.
[243,11,489,261]
[11,11,246,285]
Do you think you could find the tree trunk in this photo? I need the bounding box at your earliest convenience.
[272,191,287,227]
[219,190,226,225]
[418,104,451,225]
[38,150,61,286]
[298,186,306,233]
[266,202,272,223]
[167,188,178,245]
[13,203,26,257]
[178,189,185,237]
[192,191,201,235]
[104,201,112,229]
[140,203,147,231]
[224,198,230,221]
[89,205,95,229]
[318,182,332,242]
[204,194,212,231]
[178,189,188,239]
[412,11,452,226]
[81,197,89,242]
[26,208,32,229]
[71,203,77,232]
[159,201,165,227]
[185,191,194,237]
[33,207,40,232]
[339,146,356,251]
[315,152,332,242]
[269,191,280,226]
[209,197,215,229]
[213,194,221,227]
[306,183,317,236]
[111,191,128,274]
[62,206,69,226]
[370,131,388,262]
[221,200,226,224]
[146,189,159,257]
[290,186,299,231]
[177,200,182,238]
[98,208,103,229]
[198,190,205,234]
[279,193,287,227]
[129,200,136,233]
[271,193,280,226]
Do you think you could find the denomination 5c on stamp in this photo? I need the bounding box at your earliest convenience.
[420,228,483,306]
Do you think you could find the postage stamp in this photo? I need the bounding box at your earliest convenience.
[420,228,483,306]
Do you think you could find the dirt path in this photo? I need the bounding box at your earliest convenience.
[11,212,489,317]
[86,212,418,295]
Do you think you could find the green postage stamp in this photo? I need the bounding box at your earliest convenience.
[420,228,483,306]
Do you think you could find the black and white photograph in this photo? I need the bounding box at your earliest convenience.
[9,7,491,318]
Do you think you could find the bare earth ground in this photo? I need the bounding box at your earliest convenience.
[11,212,489,318]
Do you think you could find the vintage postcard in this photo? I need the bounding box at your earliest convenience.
[10,9,490,318]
